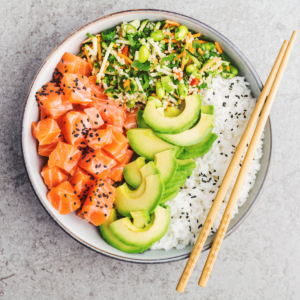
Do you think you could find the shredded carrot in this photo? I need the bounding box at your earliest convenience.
[190,47,195,54]
[152,93,162,101]
[166,106,169,111]
[198,40,207,44]
[97,36,102,61]
[179,98,182,104]
[173,93,179,98]
[181,54,186,71]
[227,65,230,72]
[188,32,192,39]
[164,32,175,37]
[165,20,180,27]
[103,61,109,73]
[120,28,123,38]
[150,58,158,72]
[193,33,201,38]
[84,48,93,69]
[117,52,138,70]
[163,38,181,48]
[198,48,204,56]
[177,51,186,59]
[119,66,126,69]
[219,65,223,71]
[123,78,131,91]
[199,57,221,73]
[174,71,183,81]
[113,44,118,48]
[171,50,177,53]
[117,52,133,64]
[215,41,223,54]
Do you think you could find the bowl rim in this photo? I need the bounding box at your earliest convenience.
[21,9,273,264]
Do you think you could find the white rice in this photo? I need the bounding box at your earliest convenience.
[151,75,264,251]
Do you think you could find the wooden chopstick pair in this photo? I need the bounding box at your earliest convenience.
[177,31,297,293]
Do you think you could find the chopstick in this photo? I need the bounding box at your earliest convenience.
[176,35,293,293]
[199,31,297,288]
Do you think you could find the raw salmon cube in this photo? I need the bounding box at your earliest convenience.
[41,165,68,189]
[61,74,92,105]
[78,179,115,226]
[48,142,82,175]
[124,108,139,131]
[102,125,129,159]
[36,81,73,119]
[88,75,109,105]
[32,118,61,145]
[86,128,113,149]
[83,107,104,129]
[109,149,133,182]
[69,166,95,203]
[53,52,92,82]
[46,181,81,214]
[38,135,64,157]
[62,111,93,147]
[79,147,116,178]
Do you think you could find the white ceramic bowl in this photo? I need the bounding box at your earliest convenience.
[21,9,273,263]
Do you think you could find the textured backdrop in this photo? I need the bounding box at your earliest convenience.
[1,1,300,299]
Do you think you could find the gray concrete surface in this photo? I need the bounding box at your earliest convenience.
[1,1,300,299]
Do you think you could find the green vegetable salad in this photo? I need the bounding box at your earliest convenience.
[79,19,238,111]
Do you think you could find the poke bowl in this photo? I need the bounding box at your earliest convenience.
[21,9,273,263]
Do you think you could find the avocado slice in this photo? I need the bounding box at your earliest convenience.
[164,107,182,118]
[127,128,183,161]
[202,105,214,115]
[123,157,146,189]
[179,132,218,159]
[156,113,215,146]
[114,174,163,217]
[137,110,150,129]
[131,210,151,229]
[99,209,146,254]
[122,162,159,198]
[176,158,197,171]
[143,94,202,134]
[110,205,171,248]
[154,149,178,185]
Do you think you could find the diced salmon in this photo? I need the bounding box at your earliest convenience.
[61,74,92,105]
[36,81,73,119]
[109,149,134,182]
[41,165,68,189]
[62,111,93,147]
[104,177,115,186]
[86,128,113,149]
[69,166,95,203]
[88,75,109,105]
[32,118,61,145]
[48,142,82,175]
[41,113,65,130]
[83,107,104,129]
[46,181,81,214]
[124,108,139,131]
[38,135,64,157]
[79,147,116,178]
[53,52,92,82]
[102,125,129,160]
[96,100,126,129]
[78,179,115,226]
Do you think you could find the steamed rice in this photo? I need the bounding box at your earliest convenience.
[151,75,264,251]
